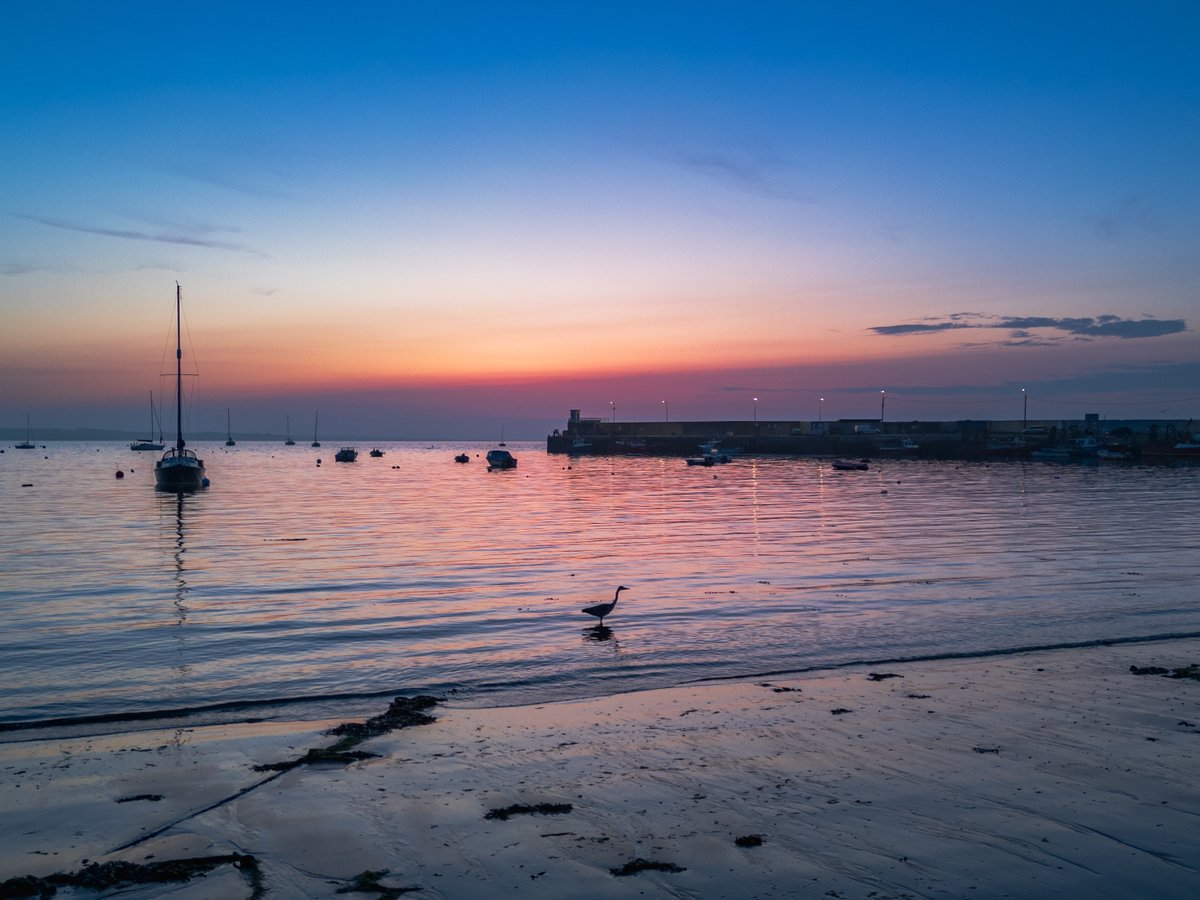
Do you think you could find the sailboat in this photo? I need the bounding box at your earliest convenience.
[285,415,295,445]
[154,284,207,492]
[130,391,165,450]
[311,411,321,447]
[225,409,236,446]
[14,413,35,449]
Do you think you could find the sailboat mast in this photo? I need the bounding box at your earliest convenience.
[175,283,184,451]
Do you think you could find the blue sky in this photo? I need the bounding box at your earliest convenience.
[2,2,1197,438]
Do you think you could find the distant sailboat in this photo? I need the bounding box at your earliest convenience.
[285,415,295,445]
[130,391,165,451]
[154,283,206,492]
[225,409,236,446]
[311,411,321,447]
[14,413,35,449]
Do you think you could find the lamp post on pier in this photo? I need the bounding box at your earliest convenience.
[880,389,886,422]
[819,397,824,422]
[610,401,616,425]
[1022,388,1027,430]
[662,400,668,423]
[753,397,758,424]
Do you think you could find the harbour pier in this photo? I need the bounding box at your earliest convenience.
[546,409,1199,462]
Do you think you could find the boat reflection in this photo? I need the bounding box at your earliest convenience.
[170,492,190,625]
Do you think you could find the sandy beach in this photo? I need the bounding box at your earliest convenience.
[3,638,1198,898]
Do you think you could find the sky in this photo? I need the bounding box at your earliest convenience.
[2,1,1198,439]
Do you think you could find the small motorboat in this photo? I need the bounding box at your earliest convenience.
[369,448,384,457]
[486,448,517,470]
[454,453,470,463]
[831,459,869,471]
[335,447,359,462]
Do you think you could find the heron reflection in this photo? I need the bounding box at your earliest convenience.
[583,624,616,643]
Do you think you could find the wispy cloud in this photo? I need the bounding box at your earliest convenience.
[669,148,812,203]
[870,313,1187,343]
[18,214,259,255]
[3,262,39,276]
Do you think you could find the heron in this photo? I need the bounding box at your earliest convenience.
[582,585,629,626]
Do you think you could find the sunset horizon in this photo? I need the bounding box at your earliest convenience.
[3,3,1197,438]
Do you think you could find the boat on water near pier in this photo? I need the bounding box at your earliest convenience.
[335,447,358,462]
[486,448,517,470]
[832,459,869,471]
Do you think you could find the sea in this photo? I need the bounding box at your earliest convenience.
[2,441,1198,734]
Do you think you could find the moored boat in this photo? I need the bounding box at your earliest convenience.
[1031,446,1072,461]
[130,392,165,450]
[335,447,358,462]
[154,284,207,492]
[14,414,35,449]
[486,448,517,470]
[831,459,869,471]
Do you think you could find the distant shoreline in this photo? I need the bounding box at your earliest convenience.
[0,430,533,443]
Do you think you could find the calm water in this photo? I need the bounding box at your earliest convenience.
[2,441,1198,729]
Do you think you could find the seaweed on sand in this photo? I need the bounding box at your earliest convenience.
[254,695,440,772]
[335,868,421,897]
[1130,664,1200,681]
[0,854,262,899]
[609,858,686,876]
[484,802,573,821]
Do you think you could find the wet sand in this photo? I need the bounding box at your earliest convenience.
[2,639,1198,898]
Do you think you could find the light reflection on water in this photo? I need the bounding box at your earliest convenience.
[1,441,1198,726]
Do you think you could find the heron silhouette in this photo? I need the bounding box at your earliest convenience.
[582,585,629,627]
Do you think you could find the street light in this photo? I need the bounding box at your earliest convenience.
[662,400,668,423]
[610,401,616,424]
[819,397,824,422]
[753,397,758,423]
[880,389,886,422]
[1022,388,1027,430]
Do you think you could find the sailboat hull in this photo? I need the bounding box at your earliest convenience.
[155,450,206,492]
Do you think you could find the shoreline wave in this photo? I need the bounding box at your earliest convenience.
[6,629,1198,741]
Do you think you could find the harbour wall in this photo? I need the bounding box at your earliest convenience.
[546,411,1197,461]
